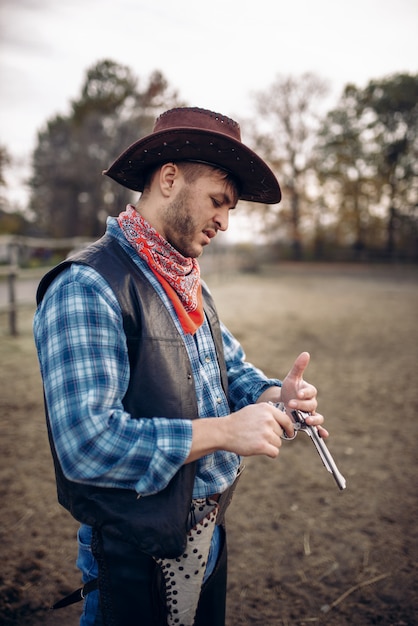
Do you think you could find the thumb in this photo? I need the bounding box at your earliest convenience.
[287,351,310,382]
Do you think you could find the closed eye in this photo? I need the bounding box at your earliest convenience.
[211,195,236,210]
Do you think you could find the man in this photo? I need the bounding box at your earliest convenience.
[34,107,327,626]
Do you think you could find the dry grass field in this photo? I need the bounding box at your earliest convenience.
[1,263,417,625]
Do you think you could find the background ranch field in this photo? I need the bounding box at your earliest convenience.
[0,263,417,626]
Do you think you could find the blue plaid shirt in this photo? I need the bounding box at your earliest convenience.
[34,217,281,499]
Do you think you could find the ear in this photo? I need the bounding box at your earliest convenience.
[159,162,180,197]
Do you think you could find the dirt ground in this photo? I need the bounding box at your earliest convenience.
[0,263,417,626]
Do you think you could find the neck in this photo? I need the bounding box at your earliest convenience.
[134,199,167,243]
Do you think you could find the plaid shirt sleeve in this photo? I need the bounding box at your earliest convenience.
[33,263,193,496]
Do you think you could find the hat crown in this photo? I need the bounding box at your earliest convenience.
[153,107,242,142]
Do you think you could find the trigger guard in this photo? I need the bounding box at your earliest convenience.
[280,430,298,441]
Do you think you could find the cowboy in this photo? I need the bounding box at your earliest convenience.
[34,107,327,626]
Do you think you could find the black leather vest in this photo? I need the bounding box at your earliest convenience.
[36,233,229,557]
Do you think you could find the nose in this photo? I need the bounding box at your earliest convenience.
[214,207,229,232]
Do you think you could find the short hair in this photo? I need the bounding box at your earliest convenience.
[142,160,241,202]
[177,160,239,190]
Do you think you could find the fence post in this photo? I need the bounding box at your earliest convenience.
[7,244,19,336]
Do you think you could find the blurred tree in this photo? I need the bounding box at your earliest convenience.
[0,145,12,212]
[0,208,28,235]
[315,85,381,257]
[251,73,329,259]
[316,73,418,260]
[360,73,418,259]
[29,60,182,238]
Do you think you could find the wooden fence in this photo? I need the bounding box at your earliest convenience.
[0,235,92,336]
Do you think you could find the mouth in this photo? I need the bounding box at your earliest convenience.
[202,228,217,244]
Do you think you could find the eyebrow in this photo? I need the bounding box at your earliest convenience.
[215,191,237,209]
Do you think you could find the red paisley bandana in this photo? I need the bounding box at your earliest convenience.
[117,205,204,335]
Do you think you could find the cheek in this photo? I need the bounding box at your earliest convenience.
[175,206,197,236]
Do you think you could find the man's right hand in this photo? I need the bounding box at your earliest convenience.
[186,402,295,463]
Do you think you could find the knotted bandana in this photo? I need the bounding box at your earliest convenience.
[117,205,204,335]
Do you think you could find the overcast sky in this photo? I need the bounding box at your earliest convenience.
[1,0,417,206]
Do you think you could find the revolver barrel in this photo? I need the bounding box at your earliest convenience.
[291,410,346,491]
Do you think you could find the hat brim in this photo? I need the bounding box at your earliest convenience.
[103,127,281,204]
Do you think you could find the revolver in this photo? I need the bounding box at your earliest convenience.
[273,403,346,490]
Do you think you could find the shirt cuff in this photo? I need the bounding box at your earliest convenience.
[133,418,194,495]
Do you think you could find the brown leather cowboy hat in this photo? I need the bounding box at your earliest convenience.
[103,107,281,204]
